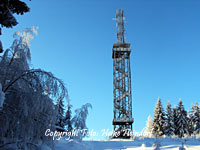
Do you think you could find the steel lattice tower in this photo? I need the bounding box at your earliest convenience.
[112,9,133,138]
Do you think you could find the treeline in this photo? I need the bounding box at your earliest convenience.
[146,98,200,138]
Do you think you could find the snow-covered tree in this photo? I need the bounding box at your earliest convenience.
[176,99,189,138]
[144,115,153,137]
[0,28,68,150]
[72,103,92,141]
[165,101,174,136]
[187,108,194,136]
[152,98,165,137]
[191,103,200,135]
[65,100,73,132]
[56,98,65,128]
[172,106,179,136]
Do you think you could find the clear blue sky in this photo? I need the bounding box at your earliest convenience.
[1,0,200,140]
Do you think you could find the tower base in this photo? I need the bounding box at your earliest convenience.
[111,121,133,139]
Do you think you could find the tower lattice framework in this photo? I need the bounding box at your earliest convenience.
[112,9,133,138]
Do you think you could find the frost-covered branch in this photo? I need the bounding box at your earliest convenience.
[3,69,68,102]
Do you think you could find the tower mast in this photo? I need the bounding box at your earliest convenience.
[112,9,133,138]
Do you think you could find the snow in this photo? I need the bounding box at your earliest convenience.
[40,144,52,150]
[54,138,200,150]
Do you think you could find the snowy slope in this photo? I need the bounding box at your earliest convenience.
[54,138,200,150]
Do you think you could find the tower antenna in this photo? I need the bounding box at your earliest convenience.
[116,8,125,43]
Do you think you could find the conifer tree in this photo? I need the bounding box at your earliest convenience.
[144,115,153,137]
[165,101,174,136]
[191,102,200,135]
[173,106,178,136]
[65,100,73,132]
[187,109,193,136]
[56,97,65,128]
[0,0,31,53]
[0,0,30,29]
[152,98,165,137]
[176,99,189,138]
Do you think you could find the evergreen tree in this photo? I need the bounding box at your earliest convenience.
[199,103,200,116]
[0,0,30,28]
[176,99,189,138]
[0,0,31,53]
[56,97,65,128]
[144,115,153,137]
[173,106,178,136]
[152,98,165,137]
[65,101,73,132]
[187,109,193,136]
[165,101,174,136]
[191,102,200,135]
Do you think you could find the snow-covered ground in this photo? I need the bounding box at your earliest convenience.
[54,138,200,150]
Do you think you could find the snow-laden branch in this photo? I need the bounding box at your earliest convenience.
[3,69,68,102]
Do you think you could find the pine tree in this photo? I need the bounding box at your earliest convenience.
[0,0,31,53]
[188,105,194,136]
[165,101,174,136]
[173,106,178,136]
[176,99,189,138]
[0,0,30,28]
[191,103,200,135]
[65,101,73,132]
[152,98,165,137]
[56,98,65,128]
[144,115,153,137]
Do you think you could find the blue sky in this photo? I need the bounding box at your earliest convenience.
[1,0,200,140]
